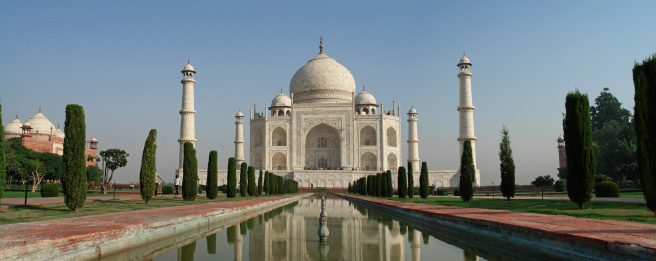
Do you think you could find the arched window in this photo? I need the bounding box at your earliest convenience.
[286,110,290,116]
[318,137,327,148]
[371,108,376,114]
[360,126,377,146]
[278,110,284,117]
[387,127,397,147]
[272,127,286,146]
[318,157,327,168]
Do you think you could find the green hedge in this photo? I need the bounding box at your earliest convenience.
[453,187,461,196]
[554,180,567,192]
[41,183,60,197]
[436,188,448,196]
[162,185,174,194]
[595,181,619,198]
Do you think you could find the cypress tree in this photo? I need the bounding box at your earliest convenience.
[564,90,596,209]
[499,125,516,204]
[408,162,415,198]
[240,162,247,197]
[378,173,385,197]
[258,170,263,196]
[272,174,277,194]
[264,171,270,194]
[139,129,157,204]
[633,54,656,213]
[348,182,352,193]
[387,170,393,197]
[397,167,407,198]
[62,104,87,211]
[0,101,5,202]
[459,140,475,202]
[182,142,198,201]
[420,162,429,199]
[206,151,218,199]
[227,157,237,198]
[247,166,256,196]
[367,175,373,196]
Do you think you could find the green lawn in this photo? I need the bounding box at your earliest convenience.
[1,191,64,198]
[356,195,656,225]
[0,194,291,225]
[511,191,646,198]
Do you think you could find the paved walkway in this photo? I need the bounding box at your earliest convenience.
[1,194,183,208]
[341,194,656,259]
[469,195,646,203]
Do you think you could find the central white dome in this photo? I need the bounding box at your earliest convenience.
[289,51,356,104]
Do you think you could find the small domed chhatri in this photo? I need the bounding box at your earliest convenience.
[183,60,195,72]
[4,114,23,138]
[271,91,292,107]
[354,86,377,105]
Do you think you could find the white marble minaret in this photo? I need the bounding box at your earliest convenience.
[457,54,480,185]
[407,107,420,171]
[178,61,197,175]
[235,111,245,165]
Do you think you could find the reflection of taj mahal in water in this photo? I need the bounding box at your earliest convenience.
[176,40,480,187]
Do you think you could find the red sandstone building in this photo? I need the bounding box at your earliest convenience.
[3,109,98,166]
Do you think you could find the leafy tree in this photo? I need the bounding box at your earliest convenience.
[26,159,49,192]
[594,173,612,185]
[633,54,656,213]
[247,166,256,196]
[592,120,637,186]
[420,162,429,199]
[62,104,87,211]
[39,152,62,181]
[397,167,407,198]
[182,142,197,201]
[257,170,263,196]
[240,162,247,197]
[206,151,218,199]
[459,140,475,202]
[99,148,129,194]
[0,100,4,202]
[499,125,516,204]
[564,90,596,209]
[139,129,157,204]
[554,180,567,192]
[532,175,554,199]
[86,165,102,185]
[590,88,634,137]
[407,162,414,198]
[226,157,237,198]
[557,168,567,180]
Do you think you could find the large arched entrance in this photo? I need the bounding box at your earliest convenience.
[305,123,340,169]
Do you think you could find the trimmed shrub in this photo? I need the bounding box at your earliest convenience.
[41,183,60,197]
[595,181,619,197]
[554,180,567,192]
[198,185,203,194]
[453,187,461,196]
[257,170,263,196]
[0,100,5,202]
[227,157,237,198]
[247,166,256,196]
[240,162,247,197]
[182,142,198,201]
[206,151,218,199]
[420,162,429,199]
[564,90,596,209]
[139,129,157,204]
[499,125,516,204]
[633,53,656,213]
[436,188,448,196]
[62,104,87,211]
[162,185,174,194]
[397,167,407,198]
[459,140,475,202]
[407,162,414,198]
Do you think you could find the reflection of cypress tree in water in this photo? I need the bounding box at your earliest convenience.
[399,222,407,235]
[207,234,216,254]
[180,241,196,260]
[464,249,478,261]
[240,222,247,235]
[247,218,255,229]
[408,227,414,243]
[227,225,236,244]
[422,231,430,245]
[258,214,263,224]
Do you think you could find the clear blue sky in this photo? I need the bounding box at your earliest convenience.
[1,1,653,185]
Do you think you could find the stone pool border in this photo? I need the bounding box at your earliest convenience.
[338,193,656,260]
[0,193,310,260]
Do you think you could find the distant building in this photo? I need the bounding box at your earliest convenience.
[3,108,99,166]
[557,135,566,178]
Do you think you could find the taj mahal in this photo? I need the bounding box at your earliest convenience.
[176,40,480,188]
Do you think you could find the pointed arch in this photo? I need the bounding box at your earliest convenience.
[272,127,286,146]
[386,127,397,147]
[360,126,377,146]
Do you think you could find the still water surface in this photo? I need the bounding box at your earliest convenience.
[139,196,490,261]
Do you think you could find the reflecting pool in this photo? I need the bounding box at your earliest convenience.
[110,196,511,260]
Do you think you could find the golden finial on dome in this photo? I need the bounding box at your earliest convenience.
[281,88,283,94]
[362,85,365,91]
[319,36,323,53]
[39,106,41,113]
[16,113,18,119]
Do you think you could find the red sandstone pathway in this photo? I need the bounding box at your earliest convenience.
[341,194,656,256]
[443,195,646,203]
[0,194,182,208]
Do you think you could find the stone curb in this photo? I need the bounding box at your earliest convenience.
[338,194,656,260]
[0,193,310,260]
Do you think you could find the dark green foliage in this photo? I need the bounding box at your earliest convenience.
[240,162,247,197]
[532,175,555,188]
[366,175,373,196]
[633,54,656,212]
[348,182,352,193]
[264,171,270,194]
[595,181,620,198]
[408,162,414,198]
[86,165,102,185]
[373,174,380,197]
[206,234,216,255]
[247,166,256,196]
[162,185,174,194]
[436,188,448,196]
[197,185,203,194]
[387,170,393,197]
[554,180,567,192]
[420,162,429,199]
[139,129,157,204]
[226,225,236,243]
[398,167,407,198]
[499,125,516,204]
[422,231,430,244]
[595,174,612,185]
[182,142,198,201]
[180,241,196,261]
[258,170,263,196]
[40,183,59,197]
[99,148,129,194]
[564,90,596,209]
[459,141,475,202]
[240,221,247,235]
[453,187,461,196]
[206,151,218,199]
[62,104,87,211]
[0,100,5,201]
[227,157,237,198]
